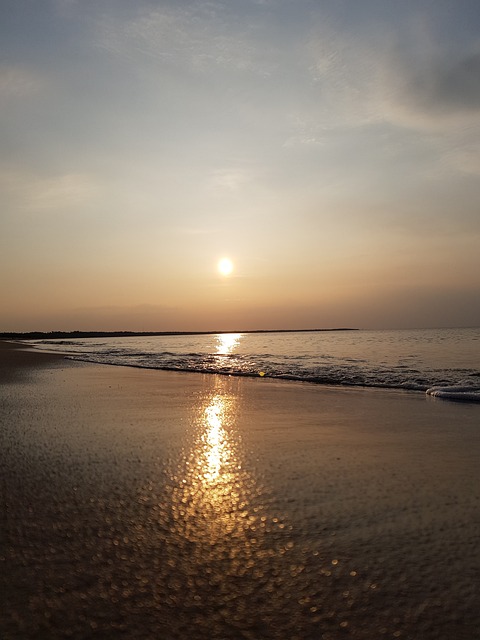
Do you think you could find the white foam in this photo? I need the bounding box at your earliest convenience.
[426,386,480,403]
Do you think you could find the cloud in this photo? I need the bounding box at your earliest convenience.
[427,52,480,111]
[209,168,252,192]
[448,146,480,175]
[0,65,44,99]
[95,3,276,78]
[304,8,480,134]
[0,168,99,214]
[384,49,480,129]
[28,173,98,211]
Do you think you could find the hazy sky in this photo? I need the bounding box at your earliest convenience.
[2,0,480,331]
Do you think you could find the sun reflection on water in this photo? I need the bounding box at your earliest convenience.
[203,396,229,483]
[167,376,278,551]
[187,383,251,543]
[130,376,367,637]
[215,333,242,355]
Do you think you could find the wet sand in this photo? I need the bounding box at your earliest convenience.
[1,341,479,639]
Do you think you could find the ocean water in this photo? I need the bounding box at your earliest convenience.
[29,327,480,402]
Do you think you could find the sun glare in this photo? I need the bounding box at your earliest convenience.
[218,257,234,277]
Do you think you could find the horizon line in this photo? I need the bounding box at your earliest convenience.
[0,328,360,340]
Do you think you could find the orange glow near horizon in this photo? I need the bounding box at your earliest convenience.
[2,3,480,333]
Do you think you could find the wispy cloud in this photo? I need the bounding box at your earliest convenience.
[208,167,253,192]
[448,146,480,175]
[381,48,480,130]
[95,3,277,78]
[411,52,480,113]
[0,168,99,214]
[305,11,480,132]
[0,65,44,99]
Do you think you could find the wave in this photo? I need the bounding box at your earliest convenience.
[29,330,480,404]
[426,386,480,403]
[65,353,480,402]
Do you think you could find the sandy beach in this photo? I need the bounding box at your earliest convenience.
[1,341,479,640]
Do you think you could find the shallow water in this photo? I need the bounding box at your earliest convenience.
[30,327,480,400]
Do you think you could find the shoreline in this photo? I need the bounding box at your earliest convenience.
[8,331,480,403]
[2,341,479,639]
[0,339,430,400]
[0,338,70,383]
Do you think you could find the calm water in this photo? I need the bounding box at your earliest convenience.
[30,328,480,402]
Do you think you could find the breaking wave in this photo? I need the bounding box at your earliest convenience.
[27,328,480,404]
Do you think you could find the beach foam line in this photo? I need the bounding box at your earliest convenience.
[426,385,480,403]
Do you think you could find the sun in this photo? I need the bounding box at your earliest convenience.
[218,257,234,276]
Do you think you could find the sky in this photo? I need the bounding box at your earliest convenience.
[1,0,480,332]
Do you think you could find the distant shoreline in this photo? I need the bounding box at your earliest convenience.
[0,328,359,341]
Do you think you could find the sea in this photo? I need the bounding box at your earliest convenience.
[29,327,480,402]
